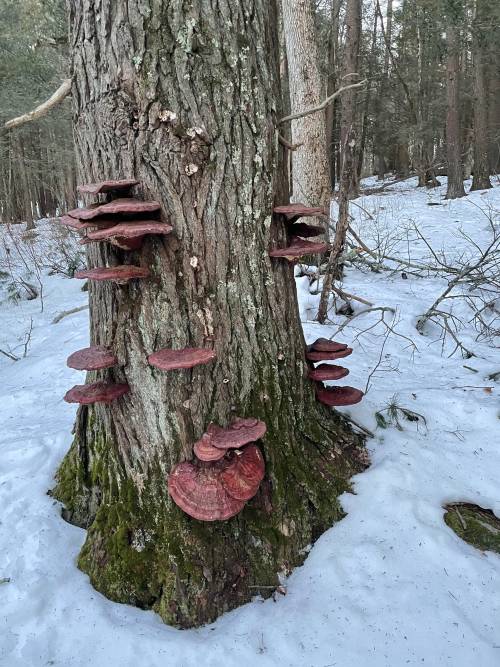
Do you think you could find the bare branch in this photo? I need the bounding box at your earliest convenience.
[2,79,72,133]
[278,80,367,125]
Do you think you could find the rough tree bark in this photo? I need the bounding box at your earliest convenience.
[281,0,331,219]
[326,0,341,189]
[340,0,361,196]
[470,0,492,191]
[445,22,466,199]
[52,0,366,629]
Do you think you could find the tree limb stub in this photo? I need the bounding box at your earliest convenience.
[278,80,367,125]
[2,79,72,133]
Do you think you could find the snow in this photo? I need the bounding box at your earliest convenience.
[1,178,500,666]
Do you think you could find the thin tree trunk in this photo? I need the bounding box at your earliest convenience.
[282,0,331,220]
[470,0,492,190]
[340,0,361,196]
[317,128,356,324]
[445,23,466,199]
[326,0,341,189]
[53,0,366,629]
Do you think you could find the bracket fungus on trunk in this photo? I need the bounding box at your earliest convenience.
[148,347,216,371]
[77,179,139,195]
[307,363,349,381]
[64,381,129,405]
[273,203,328,224]
[308,338,348,353]
[204,417,267,450]
[193,434,227,462]
[315,383,364,407]
[67,198,161,221]
[83,220,173,251]
[306,347,353,362]
[67,346,118,371]
[167,461,246,522]
[220,444,265,501]
[74,266,150,284]
[269,237,329,261]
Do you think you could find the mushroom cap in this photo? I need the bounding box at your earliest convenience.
[220,444,265,501]
[148,347,216,371]
[315,384,364,406]
[193,434,227,462]
[274,203,328,223]
[207,417,267,450]
[59,215,90,231]
[168,461,246,521]
[309,338,348,353]
[289,222,325,238]
[307,364,349,381]
[269,237,329,260]
[86,221,173,241]
[77,179,139,195]
[74,266,150,283]
[60,215,121,231]
[67,346,118,371]
[64,381,129,404]
[306,347,353,362]
[67,198,160,220]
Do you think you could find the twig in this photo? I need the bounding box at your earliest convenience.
[2,79,72,133]
[52,304,89,324]
[278,134,303,151]
[0,349,19,362]
[278,80,367,124]
[331,285,373,306]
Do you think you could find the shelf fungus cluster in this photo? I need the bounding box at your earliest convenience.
[307,338,364,407]
[269,203,330,261]
[168,418,267,521]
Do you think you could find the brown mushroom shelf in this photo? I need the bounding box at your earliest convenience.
[67,198,161,221]
[273,203,328,224]
[315,384,364,407]
[269,237,329,261]
[308,338,348,353]
[74,266,150,284]
[306,347,353,362]
[67,346,118,371]
[220,444,265,501]
[193,434,227,462]
[83,220,173,250]
[308,364,349,381]
[203,417,267,450]
[148,347,216,371]
[168,461,246,521]
[77,179,139,195]
[64,381,129,405]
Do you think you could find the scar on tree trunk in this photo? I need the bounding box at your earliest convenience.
[51,0,368,629]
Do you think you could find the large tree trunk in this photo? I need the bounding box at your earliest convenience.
[470,0,492,191]
[445,23,466,199]
[282,0,331,217]
[53,0,366,629]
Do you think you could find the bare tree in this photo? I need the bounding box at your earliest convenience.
[445,14,466,199]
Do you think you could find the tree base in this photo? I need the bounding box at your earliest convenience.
[52,404,367,628]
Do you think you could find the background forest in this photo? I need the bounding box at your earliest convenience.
[1,0,499,226]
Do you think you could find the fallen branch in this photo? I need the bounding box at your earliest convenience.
[331,285,373,306]
[2,79,72,134]
[278,80,367,125]
[52,304,89,324]
[0,348,19,362]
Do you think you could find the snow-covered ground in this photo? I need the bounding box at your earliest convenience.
[1,178,499,666]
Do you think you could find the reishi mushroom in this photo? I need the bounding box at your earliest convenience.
[83,220,173,251]
[193,434,227,462]
[204,417,267,450]
[74,266,150,284]
[307,364,349,381]
[64,382,129,404]
[269,237,329,261]
[306,347,353,362]
[67,198,160,220]
[220,444,265,501]
[308,338,348,353]
[76,179,139,195]
[273,203,328,224]
[66,346,118,371]
[168,461,246,521]
[148,347,216,371]
[315,383,364,407]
